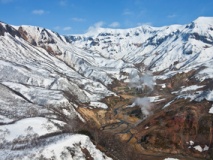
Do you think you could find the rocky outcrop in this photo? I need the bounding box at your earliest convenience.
[18,26,63,55]
[0,22,21,37]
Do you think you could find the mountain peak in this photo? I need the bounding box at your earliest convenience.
[194,16,213,23]
[185,16,213,34]
[192,16,213,28]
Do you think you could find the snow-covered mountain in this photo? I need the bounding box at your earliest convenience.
[0,22,114,160]
[0,17,213,159]
[68,17,213,73]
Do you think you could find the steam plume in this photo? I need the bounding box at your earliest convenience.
[128,70,155,118]
[129,70,155,91]
[134,97,152,117]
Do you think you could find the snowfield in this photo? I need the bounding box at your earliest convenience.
[0,117,60,142]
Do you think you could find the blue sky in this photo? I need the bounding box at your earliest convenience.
[0,0,213,35]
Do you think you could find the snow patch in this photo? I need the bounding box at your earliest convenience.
[203,145,209,151]
[163,100,175,108]
[209,105,213,114]
[90,102,108,109]
[181,85,205,92]
[161,83,166,88]
[189,140,194,146]
[194,145,203,152]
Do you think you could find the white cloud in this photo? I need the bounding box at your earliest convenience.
[109,22,120,28]
[87,21,104,34]
[32,10,45,15]
[72,17,85,22]
[0,0,13,3]
[63,27,72,31]
[167,14,177,18]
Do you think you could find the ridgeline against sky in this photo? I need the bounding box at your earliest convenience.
[0,0,213,34]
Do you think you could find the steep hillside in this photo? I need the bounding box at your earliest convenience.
[0,17,213,159]
[0,22,113,160]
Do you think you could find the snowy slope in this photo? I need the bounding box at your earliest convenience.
[0,22,121,105]
[0,22,114,159]
[0,133,112,160]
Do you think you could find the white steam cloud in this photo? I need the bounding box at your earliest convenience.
[132,97,152,117]
[129,70,155,91]
[128,70,155,118]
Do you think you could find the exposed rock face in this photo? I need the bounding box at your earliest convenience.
[18,26,37,45]
[0,22,21,37]
[134,100,212,157]
[18,26,63,55]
